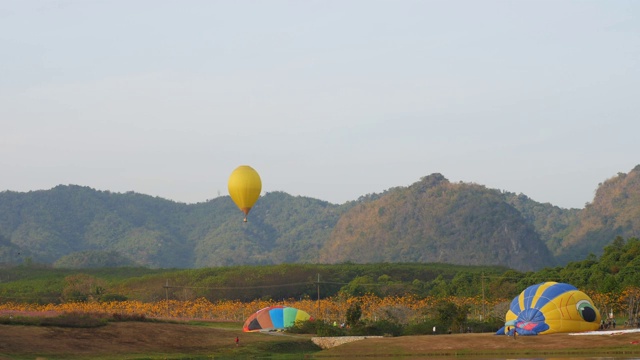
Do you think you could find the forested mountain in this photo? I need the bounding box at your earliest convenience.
[502,193,580,256]
[0,165,639,271]
[0,187,347,269]
[319,174,555,271]
[191,192,348,267]
[556,165,640,263]
[0,186,193,267]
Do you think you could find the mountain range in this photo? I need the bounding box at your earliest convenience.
[1,165,639,272]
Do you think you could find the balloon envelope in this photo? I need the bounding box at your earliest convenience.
[243,306,311,332]
[497,282,601,335]
[228,165,262,221]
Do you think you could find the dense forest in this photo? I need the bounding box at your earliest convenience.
[1,236,639,308]
[0,165,639,272]
[320,174,553,270]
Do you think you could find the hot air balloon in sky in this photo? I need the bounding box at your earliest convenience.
[243,305,312,332]
[496,282,601,336]
[228,165,262,222]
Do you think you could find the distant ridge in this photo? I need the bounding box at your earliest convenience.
[1,165,639,271]
[319,174,555,271]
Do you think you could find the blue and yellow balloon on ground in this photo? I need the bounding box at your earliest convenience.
[497,282,601,336]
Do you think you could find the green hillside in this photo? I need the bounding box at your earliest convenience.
[0,165,639,271]
[557,165,640,263]
[0,187,349,269]
[503,192,580,255]
[320,174,555,271]
[2,236,640,304]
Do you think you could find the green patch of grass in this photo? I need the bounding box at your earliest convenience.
[42,312,109,327]
[256,340,321,353]
[0,312,108,328]
[22,353,219,360]
[186,320,242,330]
[209,340,321,360]
[0,311,175,328]
[0,315,43,326]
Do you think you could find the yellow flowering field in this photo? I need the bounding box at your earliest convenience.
[0,294,507,323]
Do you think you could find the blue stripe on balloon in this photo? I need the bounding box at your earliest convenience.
[270,307,284,329]
[533,283,577,309]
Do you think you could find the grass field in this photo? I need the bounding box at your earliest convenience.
[3,320,640,359]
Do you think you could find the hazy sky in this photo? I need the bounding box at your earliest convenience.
[1,1,638,209]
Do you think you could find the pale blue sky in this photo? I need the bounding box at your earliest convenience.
[1,1,638,209]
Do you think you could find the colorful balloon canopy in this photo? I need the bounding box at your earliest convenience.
[497,282,601,336]
[227,165,262,222]
[243,306,311,332]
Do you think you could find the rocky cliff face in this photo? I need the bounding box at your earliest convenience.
[556,165,640,263]
[320,174,555,271]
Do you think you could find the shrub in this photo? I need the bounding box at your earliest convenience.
[111,313,146,322]
[372,319,403,337]
[286,319,319,334]
[316,322,347,337]
[465,319,503,333]
[99,294,128,302]
[0,315,42,326]
[286,319,346,336]
[402,319,440,335]
[41,312,108,328]
[348,319,403,337]
[346,302,362,327]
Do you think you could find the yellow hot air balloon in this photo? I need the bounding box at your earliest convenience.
[497,282,601,336]
[228,165,262,222]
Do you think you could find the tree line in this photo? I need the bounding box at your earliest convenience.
[1,236,640,308]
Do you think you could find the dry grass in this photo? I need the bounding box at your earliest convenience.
[2,321,640,359]
[319,331,640,358]
[0,321,312,359]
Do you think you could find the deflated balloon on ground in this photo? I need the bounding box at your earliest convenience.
[243,306,311,332]
[497,281,601,336]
